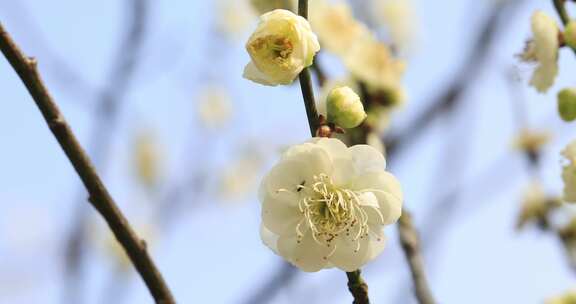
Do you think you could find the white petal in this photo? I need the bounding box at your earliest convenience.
[349,144,387,174]
[366,226,387,260]
[352,171,403,225]
[243,62,276,86]
[357,191,379,209]
[313,137,350,160]
[260,224,280,254]
[261,192,302,235]
[328,236,370,272]
[530,62,558,93]
[263,159,313,199]
[277,231,331,272]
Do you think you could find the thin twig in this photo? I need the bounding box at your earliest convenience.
[398,211,436,304]
[0,22,175,304]
[553,0,570,25]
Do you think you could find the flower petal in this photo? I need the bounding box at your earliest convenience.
[352,171,403,225]
[243,62,276,86]
[261,192,302,235]
[349,144,386,174]
[277,231,331,272]
[328,236,370,272]
[260,224,280,254]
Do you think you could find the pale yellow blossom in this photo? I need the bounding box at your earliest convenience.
[244,9,320,86]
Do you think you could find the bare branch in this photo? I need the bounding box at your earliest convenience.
[0,21,175,304]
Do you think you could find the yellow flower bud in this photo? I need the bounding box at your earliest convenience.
[565,21,576,49]
[558,88,576,122]
[326,86,367,128]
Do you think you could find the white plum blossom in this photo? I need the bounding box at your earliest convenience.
[562,140,576,203]
[259,138,402,272]
[244,9,320,86]
[519,11,559,93]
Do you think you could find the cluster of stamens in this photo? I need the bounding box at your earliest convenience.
[294,174,372,254]
[249,34,294,65]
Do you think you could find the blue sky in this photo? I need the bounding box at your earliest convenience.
[1,0,576,303]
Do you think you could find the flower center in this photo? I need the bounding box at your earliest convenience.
[249,35,294,63]
[296,174,371,250]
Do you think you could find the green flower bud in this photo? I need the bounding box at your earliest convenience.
[326,86,367,129]
[558,88,576,122]
[565,21,576,49]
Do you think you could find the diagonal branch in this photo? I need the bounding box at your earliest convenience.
[0,22,175,304]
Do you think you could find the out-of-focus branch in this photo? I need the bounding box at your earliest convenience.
[241,263,298,304]
[0,21,175,304]
[0,1,96,100]
[398,211,436,304]
[385,0,525,156]
[62,1,150,301]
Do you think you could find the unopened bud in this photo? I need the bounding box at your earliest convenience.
[326,86,367,129]
[558,87,576,122]
[565,21,576,49]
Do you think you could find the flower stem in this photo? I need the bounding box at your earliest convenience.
[553,0,570,25]
[297,0,319,137]
[346,270,370,304]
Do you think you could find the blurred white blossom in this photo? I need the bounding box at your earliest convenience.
[244,9,320,86]
[512,129,550,153]
[344,35,406,95]
[197,86,233,129]
[373,0,418,52]
[219,148,263,201]
[519,11,559,93]
[366,132,385,154]
[309,1,371,57]
[133,131,162,189]
[215,0,255,37]
[259,138,402,272]
[546,289,576,304]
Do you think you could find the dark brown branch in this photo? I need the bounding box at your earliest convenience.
[398,211,436,304]
[0,22,175,304]
[346,270,370,304]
